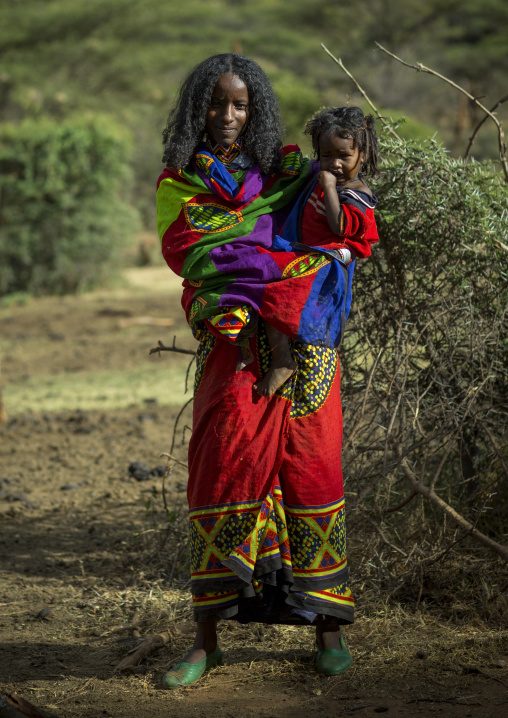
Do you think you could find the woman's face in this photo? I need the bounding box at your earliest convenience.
[205,73,249,148]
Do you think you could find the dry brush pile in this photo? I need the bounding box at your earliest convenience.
[341,136,508,618]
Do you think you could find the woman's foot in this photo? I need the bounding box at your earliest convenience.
[315,616,352,676]
[316,615,344,650]
[162,646,223,689]
[162,620,220,689]
[253,359,296,397]
[181,619,218,663]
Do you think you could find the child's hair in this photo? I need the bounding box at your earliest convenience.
[304,106,379,177]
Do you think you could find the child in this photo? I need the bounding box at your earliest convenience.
[253,106,380,397]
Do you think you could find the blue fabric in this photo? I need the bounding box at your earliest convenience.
[194,146,242,198]
[273,177,356,348]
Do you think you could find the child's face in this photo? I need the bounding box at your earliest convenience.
[319,132,364,185]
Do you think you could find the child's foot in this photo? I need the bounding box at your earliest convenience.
[253,359,296,397]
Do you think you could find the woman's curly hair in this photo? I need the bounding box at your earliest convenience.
[162,54,284,174]
[304,106,380,177]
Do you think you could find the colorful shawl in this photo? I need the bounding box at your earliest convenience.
[157,145,356,349]
[157,144,312,309]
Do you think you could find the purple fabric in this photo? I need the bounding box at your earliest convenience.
[240,165,265,202]
[210,213,289,309]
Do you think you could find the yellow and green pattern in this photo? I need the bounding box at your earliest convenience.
[208,305,251,341]
[189,485,353,622]
[281,252,330,280]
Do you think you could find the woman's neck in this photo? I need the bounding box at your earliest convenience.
[206,137,243,165]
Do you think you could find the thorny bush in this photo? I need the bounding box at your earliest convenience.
[340,136,508,603]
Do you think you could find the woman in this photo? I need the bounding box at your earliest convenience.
[156,53,354,688]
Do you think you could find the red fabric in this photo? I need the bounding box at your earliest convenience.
[301,185,378,258]
[188,332,343,512]
[185,328,354,624]
[257,263,324,339]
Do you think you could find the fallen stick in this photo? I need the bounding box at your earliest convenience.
[114,631,172,673]
[104,620,141,636]
[0,693,61,718]
[104,610,170,636]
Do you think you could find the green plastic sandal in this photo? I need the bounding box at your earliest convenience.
[162,646,223,689]
[315,633,352,676]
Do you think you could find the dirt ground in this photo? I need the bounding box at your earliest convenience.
[1,267,507,718]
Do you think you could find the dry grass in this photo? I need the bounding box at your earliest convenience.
[97,471,508,687]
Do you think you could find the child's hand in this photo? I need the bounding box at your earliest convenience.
[318,170,338,190]
[317,170,342,235]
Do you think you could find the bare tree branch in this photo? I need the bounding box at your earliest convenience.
[397,449,508,564]
[160,451,189,470]
[465,94,508,161]
[149,337,197,356]
[375,42,508,181]
[320,43,403,142]
[383,490,418,516]
[158,400,193,518]
[364,513,409,557]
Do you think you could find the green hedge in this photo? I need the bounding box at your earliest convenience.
[0,116,140,296]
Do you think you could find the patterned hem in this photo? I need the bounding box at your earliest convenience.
[190,564,349,597]
[189,482,353,624]
[192,574,354,625]
[285,586,354,623]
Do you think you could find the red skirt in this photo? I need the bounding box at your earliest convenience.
[186,325,354,625]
